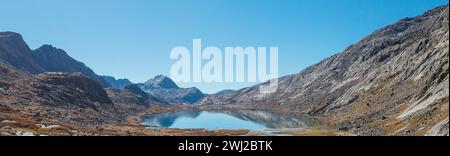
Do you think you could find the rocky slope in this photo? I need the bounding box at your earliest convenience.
[199,5,449,136]
[139,75,205,104]
[0,63,23,81]
[0,32,109,87]
[1,72,120,126]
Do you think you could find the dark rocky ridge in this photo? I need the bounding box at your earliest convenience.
[0,32,110,87]
[102,75,133,89]
[32,45,110,87]
[0,32,45,74]
[199,5,449,136]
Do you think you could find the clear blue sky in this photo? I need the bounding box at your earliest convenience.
[1,0,447,93]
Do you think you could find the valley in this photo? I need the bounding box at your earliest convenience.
[0,4,448,136]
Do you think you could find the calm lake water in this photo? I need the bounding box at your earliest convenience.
[141,110,318,130]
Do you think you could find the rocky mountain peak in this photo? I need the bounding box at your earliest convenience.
[0,31,43,74]
[36,44,65,53]
[138,75,205,104]
[34,44,72,59]
[0,31,21,38]
[142,74,179,90]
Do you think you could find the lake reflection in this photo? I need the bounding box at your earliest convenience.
[141,110,318,130]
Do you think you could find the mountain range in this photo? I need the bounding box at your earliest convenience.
[0,4,448,136]
[198,5,449,136]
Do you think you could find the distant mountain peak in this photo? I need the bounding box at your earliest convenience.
[37,44,60,51]
[35,44,70,57]
[102,75,132,89]
[143,74,179,89]
[139,75,205,104]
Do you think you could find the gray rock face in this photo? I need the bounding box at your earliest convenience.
[139,75,205,104]
[199,5,449,135]
[0,33,110,87]
[102,75,132,89]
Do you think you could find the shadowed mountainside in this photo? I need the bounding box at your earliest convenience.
[102,75,132,89]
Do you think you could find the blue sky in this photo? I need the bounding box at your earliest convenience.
[1,0,447,93]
